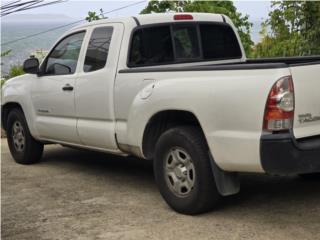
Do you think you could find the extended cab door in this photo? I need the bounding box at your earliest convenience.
[75,23,124,150]
[31,31,86,143]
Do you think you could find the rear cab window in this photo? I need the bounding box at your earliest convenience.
[200,24,242,60]
[128,22,242,67]
[129,26,174,66]
[173,25,201,60]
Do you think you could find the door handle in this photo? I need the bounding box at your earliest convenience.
[62,84,73,91]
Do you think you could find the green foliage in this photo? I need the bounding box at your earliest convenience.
[1,65,24,87]
[86,11,101,22]
[9,65,25,78]
[253,1,320,58]
[140,0,176,14]
[140,0,253,56]
[301,1,320,55]
[1,50,12,58]
[3,65,25,81]
[1,79,6,87]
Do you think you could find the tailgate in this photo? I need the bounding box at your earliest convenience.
[290,63,320,138]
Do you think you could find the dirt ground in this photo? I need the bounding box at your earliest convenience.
[1,138,320,240]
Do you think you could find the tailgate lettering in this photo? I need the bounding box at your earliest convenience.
[298,113,320,124]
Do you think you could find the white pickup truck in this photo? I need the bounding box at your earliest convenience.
[2,13,320,214]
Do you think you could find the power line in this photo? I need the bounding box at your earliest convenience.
[1,0,67,17]
[101,0,145,16]
[1,0,26,10]
[2,1,40,11]
[1,1,146,46]
[4,1,67,15]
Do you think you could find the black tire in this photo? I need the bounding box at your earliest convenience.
[154,126,221,215]
[299,173,320,180]
[6,108,43,164]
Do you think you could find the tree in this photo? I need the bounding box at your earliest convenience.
[253,1,320,57]
[140,0,176,14]
[301,1,320,55]
[140,0,253,56]
[86,11,101,22]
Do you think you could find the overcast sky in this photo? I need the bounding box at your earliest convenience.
[2,0,272,22]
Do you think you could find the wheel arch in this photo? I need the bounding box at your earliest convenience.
[1,102,24,131]
[142,110,207,160]
[141,109,240,197]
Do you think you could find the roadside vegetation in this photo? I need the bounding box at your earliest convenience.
[1,49,24,83]
[253,1,320,57]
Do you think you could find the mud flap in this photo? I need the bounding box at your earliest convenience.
[209,152,240,196]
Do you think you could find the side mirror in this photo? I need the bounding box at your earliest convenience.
[23,58,39,74]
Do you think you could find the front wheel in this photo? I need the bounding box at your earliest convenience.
[154,126,221,215]
[7,108,44,164]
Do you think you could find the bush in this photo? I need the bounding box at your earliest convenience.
[8,65,24,78]
[2,65,25,81]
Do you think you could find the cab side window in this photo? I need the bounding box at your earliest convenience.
[45,31,85,75]
[84,27,113,72]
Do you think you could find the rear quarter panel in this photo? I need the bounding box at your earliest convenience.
[115,67,290,172]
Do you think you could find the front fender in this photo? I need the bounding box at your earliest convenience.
[1,75,40,138]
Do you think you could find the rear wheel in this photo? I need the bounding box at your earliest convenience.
[154,126,221,215]
[7,108,43,164]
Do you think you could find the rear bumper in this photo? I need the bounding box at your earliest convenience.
[260,132,320,175]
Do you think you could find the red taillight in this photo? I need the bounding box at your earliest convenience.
[263,76,295,131]
[174,14,193,20]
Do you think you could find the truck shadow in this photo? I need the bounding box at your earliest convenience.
[42,145,155,185]
[42,145,320,214]
[222,174,320,211]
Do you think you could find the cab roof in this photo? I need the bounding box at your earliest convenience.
[73,12,226,30]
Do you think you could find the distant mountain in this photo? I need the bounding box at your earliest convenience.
[2,14,77,23]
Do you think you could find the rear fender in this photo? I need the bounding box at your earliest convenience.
[122,67,291,173]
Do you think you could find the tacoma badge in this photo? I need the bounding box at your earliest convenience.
[298,113,320,124]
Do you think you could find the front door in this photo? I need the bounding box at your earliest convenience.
[31,31,86,144]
